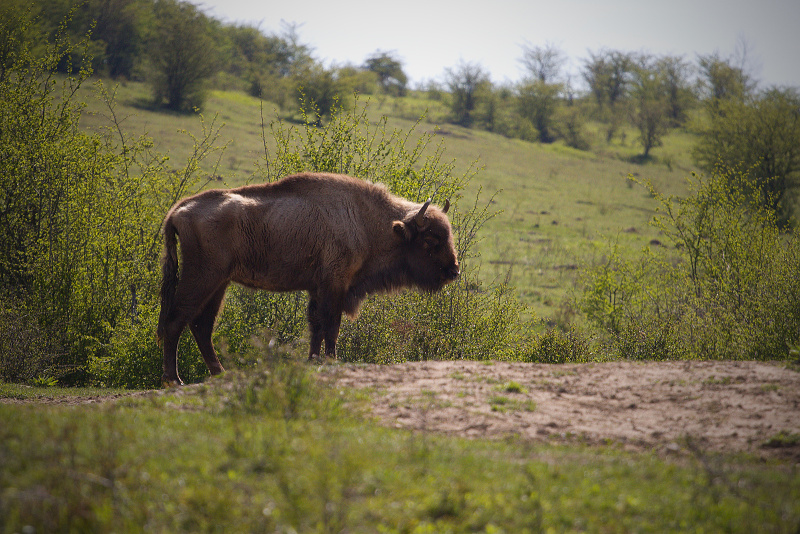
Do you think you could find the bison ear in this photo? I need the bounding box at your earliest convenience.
[393,220,414,241]
[443,199,450,214]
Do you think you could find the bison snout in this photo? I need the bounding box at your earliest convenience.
[445,264,460,281]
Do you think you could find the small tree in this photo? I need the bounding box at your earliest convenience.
[582,49,633,109]
[363,50,407,96]
[296,65,344,125]
[655,55,695,126]
[629,58,669,158]
[147,0,217,111]
[582,49,633,142]
[516,79,560,143]
[444,60,491,127]
[697,52,754,112]
[519,42,565,84]
[84,0,146,78]
[693,88,800,223]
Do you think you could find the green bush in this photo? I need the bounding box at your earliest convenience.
[580,166,800,360]
[522,327,594,364]
[0,295,51,382]
[0,11,221,385]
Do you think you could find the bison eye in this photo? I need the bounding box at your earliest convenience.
[423,236,440,250]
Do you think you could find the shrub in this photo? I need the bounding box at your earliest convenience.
[0,295,51,382]
[521,327,593,364]
[0,11,221,385]
[579,166,800,360]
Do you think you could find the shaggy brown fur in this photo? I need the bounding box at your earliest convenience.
[157,173,459,385]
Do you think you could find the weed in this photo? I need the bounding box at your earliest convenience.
[702,376,733,386]
[500,381,527,394]
[489,394,536,413]
[763,431,800,448]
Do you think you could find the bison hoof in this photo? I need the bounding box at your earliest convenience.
[308,354,337,364]
[161,375,184,388]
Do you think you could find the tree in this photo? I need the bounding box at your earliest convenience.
[697,52,754,107]
[693,88,800,224]
[516,80,560,143]
[655,55,695,126]
[147,0,217,111]
[297,64,343,125]
[279,20,315,78]
[85,0,146,78]
[583,49,634,142]
[445,60,491,127]
[629,57,670,158]
[222,24,291,79]
[363,50,407,96]
[582,49,633,109]
[519,42,565,84]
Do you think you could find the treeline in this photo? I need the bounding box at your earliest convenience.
[6,0,402,115]
[440,46,800,221]
[14,0,799,220]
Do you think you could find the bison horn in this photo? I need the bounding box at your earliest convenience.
[443,199,450,214]
[415,199,431,227]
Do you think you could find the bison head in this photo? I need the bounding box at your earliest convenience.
[393,200,460,291]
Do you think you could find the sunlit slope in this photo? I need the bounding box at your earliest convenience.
[80,81,694,322]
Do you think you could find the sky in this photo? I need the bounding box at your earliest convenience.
[199,0,800,90]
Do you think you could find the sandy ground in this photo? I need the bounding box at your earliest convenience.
[6,360,798,459]
[326,360,800,460]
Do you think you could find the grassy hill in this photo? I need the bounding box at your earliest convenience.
[79,79,695,323]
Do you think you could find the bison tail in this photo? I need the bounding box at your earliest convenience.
[156,216,179,345]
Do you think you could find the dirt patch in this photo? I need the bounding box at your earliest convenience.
[327,360,800,460]
[7,360,798,459]
[0,390,152,406]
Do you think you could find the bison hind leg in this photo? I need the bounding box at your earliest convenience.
[189,283,228,376]
[161,272,227,386]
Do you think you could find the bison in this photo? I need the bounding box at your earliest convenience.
[156,172,460,386]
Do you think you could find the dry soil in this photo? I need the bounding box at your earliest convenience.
[326,360,800,460]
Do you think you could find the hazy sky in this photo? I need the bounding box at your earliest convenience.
[200,0,800,90]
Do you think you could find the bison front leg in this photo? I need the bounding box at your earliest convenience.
[323,306,343,358]
[307,297,324,360]
[306,291,344,360]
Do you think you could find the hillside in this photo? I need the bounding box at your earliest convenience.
[79,80,694,322]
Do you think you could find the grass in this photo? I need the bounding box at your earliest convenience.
[1,359,798,532]
[0,382,134,401]
[76,79,695,325]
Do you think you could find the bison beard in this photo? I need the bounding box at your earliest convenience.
[156,173,460,386]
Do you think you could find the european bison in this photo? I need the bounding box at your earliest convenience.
[156,172,460,386]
